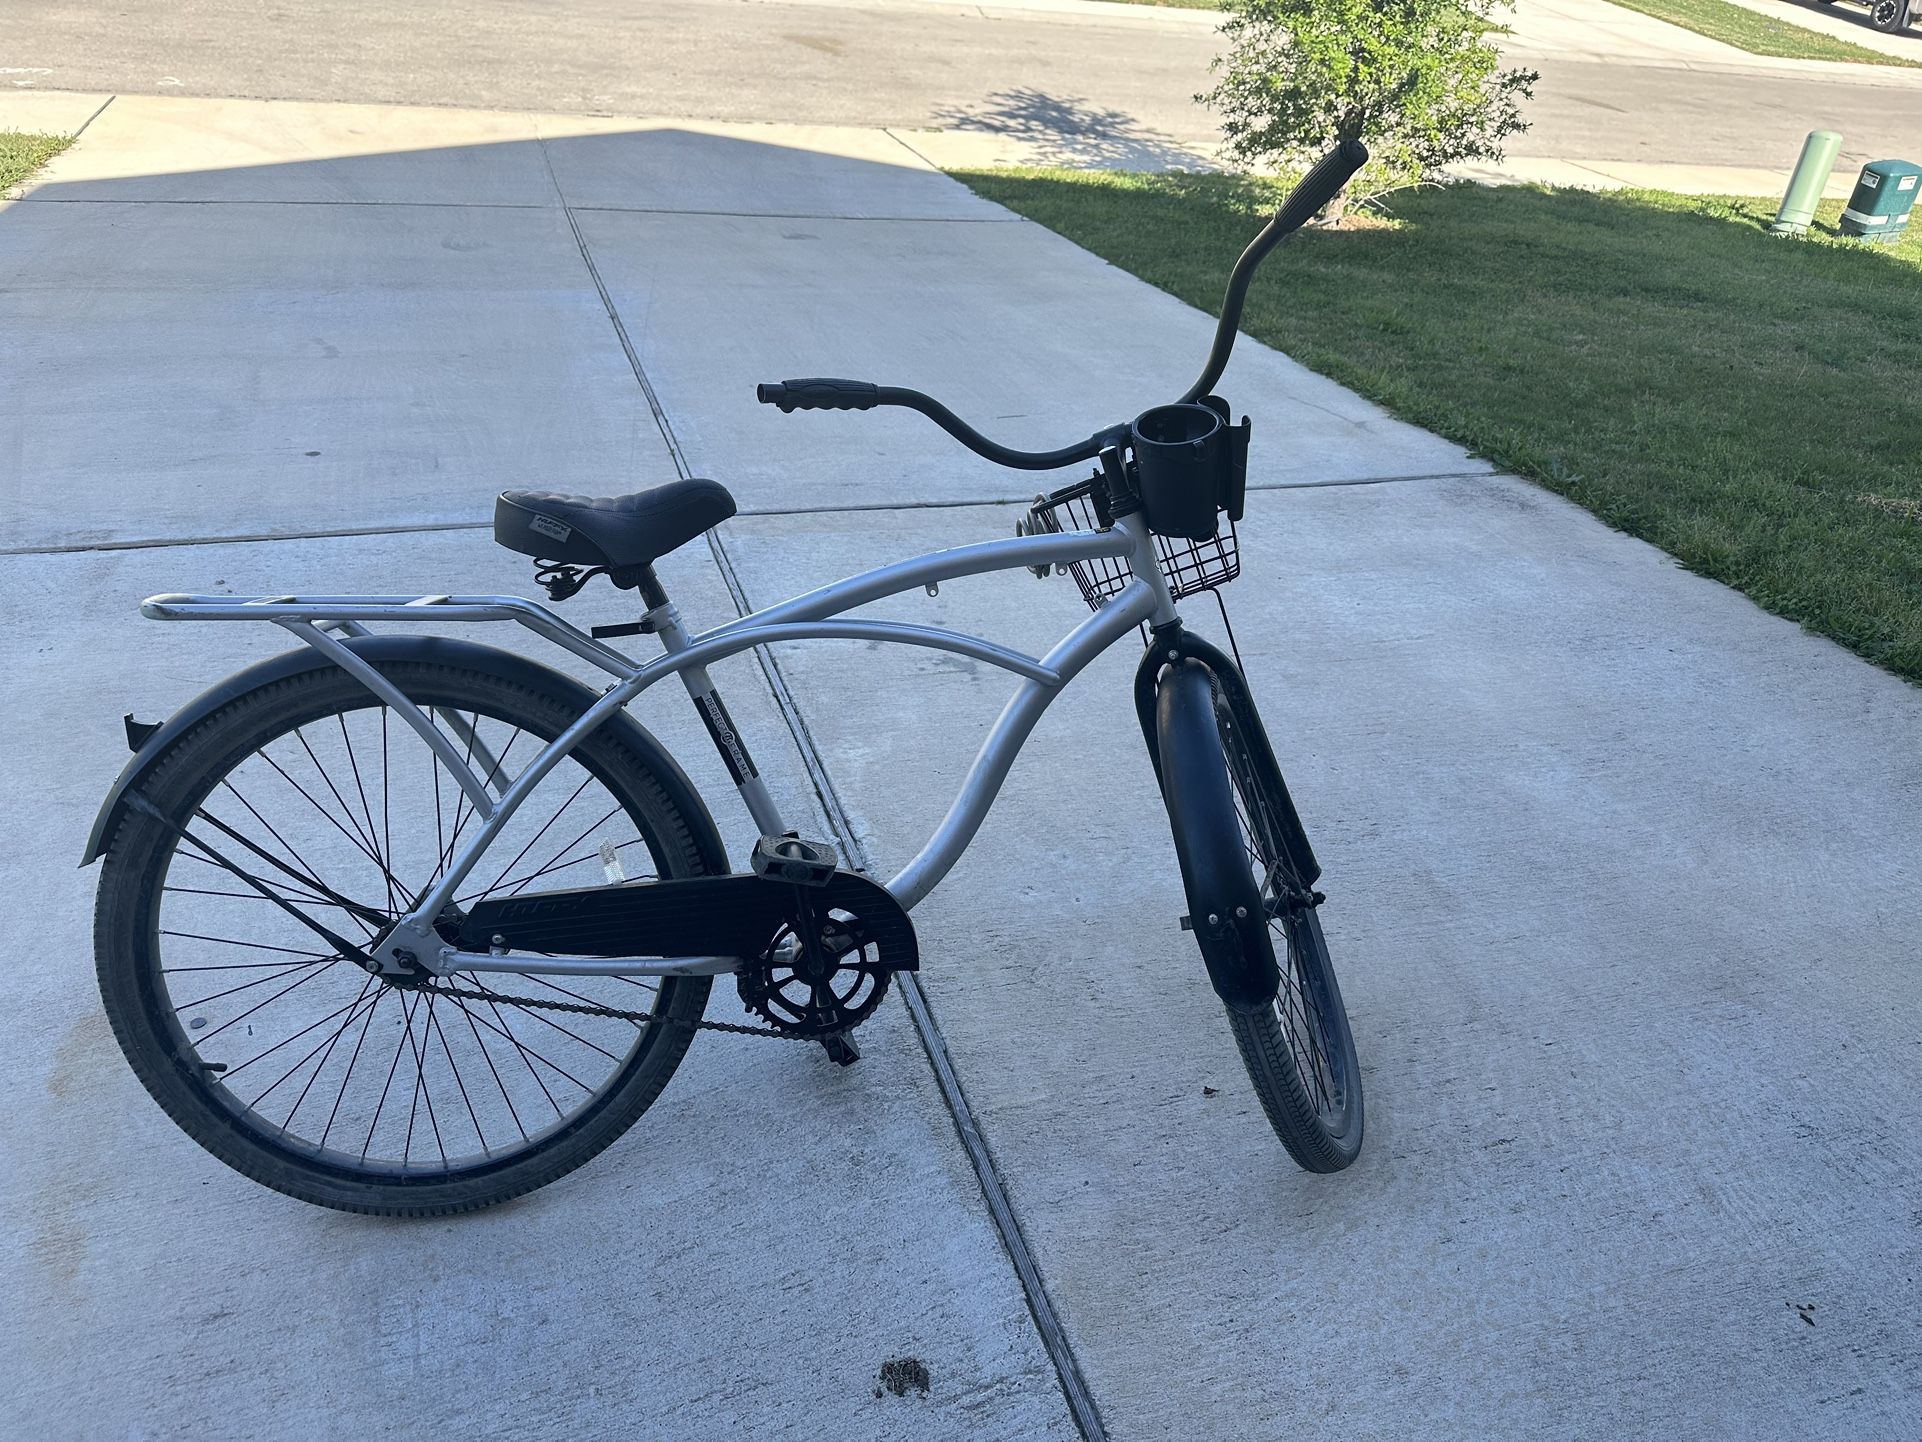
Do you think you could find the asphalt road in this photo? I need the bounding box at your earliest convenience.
[6,0,1920,166]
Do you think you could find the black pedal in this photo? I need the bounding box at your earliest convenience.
[750,834,838,887]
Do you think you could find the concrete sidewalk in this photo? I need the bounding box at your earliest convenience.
[4,91,1920,1441]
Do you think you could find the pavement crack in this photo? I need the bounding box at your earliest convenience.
[702,521,1109,1442]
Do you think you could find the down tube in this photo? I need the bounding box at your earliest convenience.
[887,580,1156,911]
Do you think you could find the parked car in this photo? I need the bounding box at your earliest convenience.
[1815,0,1917,35]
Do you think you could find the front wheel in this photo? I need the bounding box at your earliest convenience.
[1156,658,1363,1172]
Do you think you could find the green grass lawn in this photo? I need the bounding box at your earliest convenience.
[1602,0,1921,65]
[0,130,73,192]
[957,168,1922,682]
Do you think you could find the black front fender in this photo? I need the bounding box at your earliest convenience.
[1151,655,1280,1009]
[1134,624,1319,888]
[80,634,727,874]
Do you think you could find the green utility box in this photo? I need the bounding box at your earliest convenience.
[1839,159,1921,243]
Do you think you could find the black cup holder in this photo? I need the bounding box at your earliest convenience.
[1130,400,1249,541]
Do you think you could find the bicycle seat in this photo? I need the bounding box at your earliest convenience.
[494,480,737,570]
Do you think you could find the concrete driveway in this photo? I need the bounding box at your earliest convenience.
[3,93,1918,1441]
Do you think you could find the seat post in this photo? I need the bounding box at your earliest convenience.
[636,566,789,842]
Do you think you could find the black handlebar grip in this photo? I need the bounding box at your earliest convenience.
[756,377,882,413]
[1271,138,1371,236]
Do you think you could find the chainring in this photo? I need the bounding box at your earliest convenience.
[736,906,894,1038]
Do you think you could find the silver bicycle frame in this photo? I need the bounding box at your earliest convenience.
[141,511,1179,978]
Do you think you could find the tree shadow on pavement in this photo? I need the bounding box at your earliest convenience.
[930,88,1212,171]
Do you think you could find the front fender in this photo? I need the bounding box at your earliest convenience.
[80,634,727,874]
[1152,656,1280,1010]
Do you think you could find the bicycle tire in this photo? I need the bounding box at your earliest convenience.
[1157,658,1363,1171]
[94,655,715,1215]
[1215,687,1363,1171]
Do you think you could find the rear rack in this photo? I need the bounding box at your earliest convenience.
[140,592,641,673]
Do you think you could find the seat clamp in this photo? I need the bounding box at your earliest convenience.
[590,602,675,642]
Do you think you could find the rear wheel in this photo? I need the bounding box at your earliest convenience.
[94,657,713,1215]
[1212,687,1364,1172]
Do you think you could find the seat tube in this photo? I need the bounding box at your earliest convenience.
[648,595,788,840]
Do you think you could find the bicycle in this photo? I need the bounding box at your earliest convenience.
[84,142,1371,1215]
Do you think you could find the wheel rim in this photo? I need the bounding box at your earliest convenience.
[1217,702,1357,1136]
[144,695,676,1178]
[1872,0,1899,23]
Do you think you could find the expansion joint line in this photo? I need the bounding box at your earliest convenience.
[541,132,1106,1442]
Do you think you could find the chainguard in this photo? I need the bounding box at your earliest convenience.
[456,849,917,973]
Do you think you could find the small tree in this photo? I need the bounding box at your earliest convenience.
[1202,0,1537,217]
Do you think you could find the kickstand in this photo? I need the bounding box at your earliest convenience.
[820,1033,862,1067]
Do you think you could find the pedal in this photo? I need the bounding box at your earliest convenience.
[750,834,838,887]
[820,1033,862,1067]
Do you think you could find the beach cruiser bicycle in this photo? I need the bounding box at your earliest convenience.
[85,143,1372,1215]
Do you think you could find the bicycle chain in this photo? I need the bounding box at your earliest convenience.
[412,977,847,1042]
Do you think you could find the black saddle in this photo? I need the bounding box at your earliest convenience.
[495,479,736,571]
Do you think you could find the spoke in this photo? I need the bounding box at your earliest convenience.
[363,988,419,1162]
[164,958,345,974]
[161,929,336,959]
[501,807,624,898]
[455,774,593,904]
[460,991,565,1118]
[426,990,490,1156]
[184,801,391,935]
[434,723,526,884]
[256,745,398,885]
[140,808,376,965]
[485,833,644,902]
[451,988,595,1099]
[171,855,339,911]
[451,989,528,1144]
[293,724,381,861]
[321,986,388,1150]
[190,956,341,1046]
[277,975,382,1131]
[429,710,485,883]
[229,982,382,1095]
[170,954,336,1012]
[227,984,378,1089]
[400,991,447,1168]
[336,711,397,917]
[484,980,627,1062]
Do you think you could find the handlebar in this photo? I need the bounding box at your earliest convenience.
[1180,137,1369,404]
[757,138,1371,471]
[756,378,1115,471]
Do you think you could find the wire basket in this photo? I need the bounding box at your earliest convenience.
[1025,477,1240,613]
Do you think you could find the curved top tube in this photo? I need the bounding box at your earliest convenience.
[140,512,1175,972]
